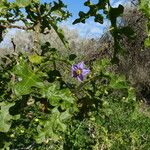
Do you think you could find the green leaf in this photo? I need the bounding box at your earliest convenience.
[140,0,150,47]
[60,109,72,120]
[47,70,61,83]
[84,0,91,7]
[73,0,107,25]
[79,11,86,18]
[73,11,89,24]
[0,102,15,132]
[109,75,128,89]
[15,0,39,7]
[39,84,75,108]
[29,53,43,64]
[94,14,103,23]
[97,0,108,9]
[144,37,150,47]
[15,0,31,7]
[12,59,42,96]
[73,18,85,24]
[0,0,9,15]
[140,0,150,18]
[69,54,77,61]
[109,4,124,20]
[35,108,70,143]
[127,87,136,101]
[119,26,135,39]
[0,0,7,8]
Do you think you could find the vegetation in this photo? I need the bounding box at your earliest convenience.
[0,0,150,149]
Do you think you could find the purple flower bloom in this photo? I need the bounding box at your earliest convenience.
[72,62,90,81]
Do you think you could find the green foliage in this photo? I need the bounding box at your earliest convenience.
[12,58,43,96]
[140,0,150,47]
[118,26,135,39]
[15,0,37,7]
[29,53,43,64]
[73,0,135,62]
[73,0,107,24]
[35,108,71,144]
[39,83,75,107]
[0,0,70,46]
[0,0,150,149]
[0,102,18,133]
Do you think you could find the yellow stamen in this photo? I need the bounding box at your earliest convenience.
[76,69,82,75]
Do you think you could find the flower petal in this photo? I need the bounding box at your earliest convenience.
[77,74,84,81]
[72,65,78,77]
[72,65,78,71]
[72,71,78,77]
[77,61,84,69]
[82,68,90,76]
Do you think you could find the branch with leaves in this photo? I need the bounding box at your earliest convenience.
[73,0,135,63]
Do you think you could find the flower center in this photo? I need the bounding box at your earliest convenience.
[76,69,82,75]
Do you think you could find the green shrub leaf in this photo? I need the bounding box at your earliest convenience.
[12,59,42,96]
[0,102,15,132]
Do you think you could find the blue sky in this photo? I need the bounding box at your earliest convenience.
[41,0,107,38]
[42,0,95,18]
[2,0,127,48]
[7,0,127,38]
[42,0,126,19]
[9,0,97,18]
[52,0,127,38]
[8,0,127,19]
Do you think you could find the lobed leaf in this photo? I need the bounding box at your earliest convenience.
[0,102,15,132]
[12,59,42,96]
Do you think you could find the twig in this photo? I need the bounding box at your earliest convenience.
[0,24,34,30]
[11,38,16,52]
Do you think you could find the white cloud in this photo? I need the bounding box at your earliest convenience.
[61,18,110,39]
[111,0,127,7]
[0,0,129,46]
[61,0,129,38]
[0,21,24,49]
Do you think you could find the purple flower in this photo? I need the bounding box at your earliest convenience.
[72,62,90,81]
